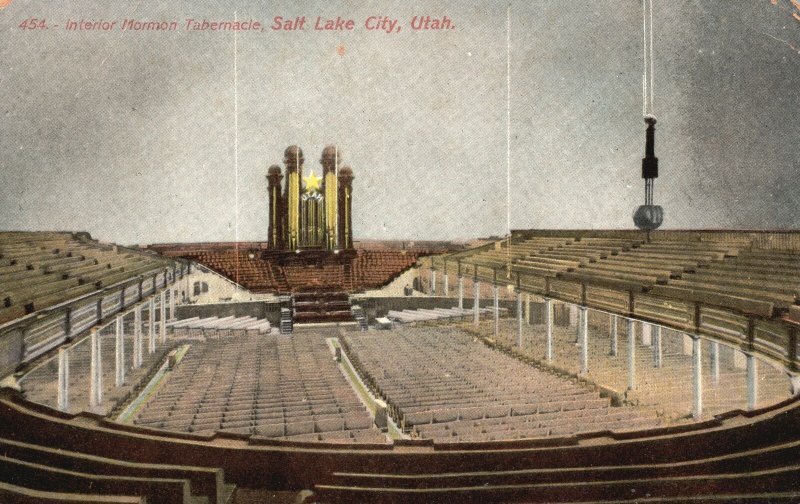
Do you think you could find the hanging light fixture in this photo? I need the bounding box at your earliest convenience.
[633,0,664,231]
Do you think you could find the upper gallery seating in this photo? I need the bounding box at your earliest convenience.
[450,234,800,319]
[0,232,174,324]
[132,332,387,443]
[649,248,800,315]
[342,327,663,443]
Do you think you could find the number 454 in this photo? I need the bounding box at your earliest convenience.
[19,18,47,30]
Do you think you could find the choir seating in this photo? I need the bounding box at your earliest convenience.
[149,244,428,294]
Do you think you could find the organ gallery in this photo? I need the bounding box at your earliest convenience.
[267,145,354,251]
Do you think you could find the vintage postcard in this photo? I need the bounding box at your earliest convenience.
[0,1,798,503]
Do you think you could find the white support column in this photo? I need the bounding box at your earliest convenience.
[579,306,589,375]
[133,306,142,368]
[544,298,553,361]
[115,315,125,387]
[692,336,703,420]
[493,285,500,338]
[746,353,758,411]
[457,276,464,309]
[473,281,480,326]
[525,294,531,326]
[710,341,720,385]
[627,318,636,391]
[443,274,449,297]
[430,270,437,297]
[148,298,156,354]
[653,326,662,368]
[641,322,653,346]
[90,329,102,408]
[569,304,578,327]
[57,347,69,412]
[609,314,618,357]
[569,304,579,342]
[516,292,523,348]
[159,291,167,344]
[170,288,177,321]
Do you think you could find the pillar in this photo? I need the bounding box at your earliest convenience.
[473,281,481,326]
[458,276,464,309]
[579,306,589,375]
[525,294,531,326]
[641,322,652,346]
[544,298,553,361]
[337,166,354,250]
[710,341,720,385]
[627,318,636,391]
[609,314,618,357]
[90,329,103,408]
[321,145,339,250]
[148,298,156,353]
[285,145,303,250]
[159,290,167,344]
[170,288,176,321]
[57,347,69,412]
[115,315,125,387]
[569,304,579,342]
[430,270,437,296]
[746,354,758,411]
[652,326,662,368]
[516,292,523,348]
[134,305,143,368]
[493,285,500,337]
[267,165,284,249]
[443,273,449,296]
[569,304,578,327]
[692,336,703,419]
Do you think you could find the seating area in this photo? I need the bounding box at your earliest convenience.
[0,430,235,504]
[0,383,797,503]
[0,232,174,324]
[168,315,271,338]
[177,249,284,291]
[341,327,664,443]
[649,247,800,316]
[150,243,426,294]
[386,307,491,324]
[20,325,169,415]
[131,332,388,443]
[484,310,793,420]
[448,234,800,320]
[557,239,740,292]
[352,250,421,290]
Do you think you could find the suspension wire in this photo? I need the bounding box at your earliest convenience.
[642,0,655,117]
[505,4,512,278]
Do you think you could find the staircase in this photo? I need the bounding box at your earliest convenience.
[351,305,368,331]
[292,290,355,325]
[280,307,293,334]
